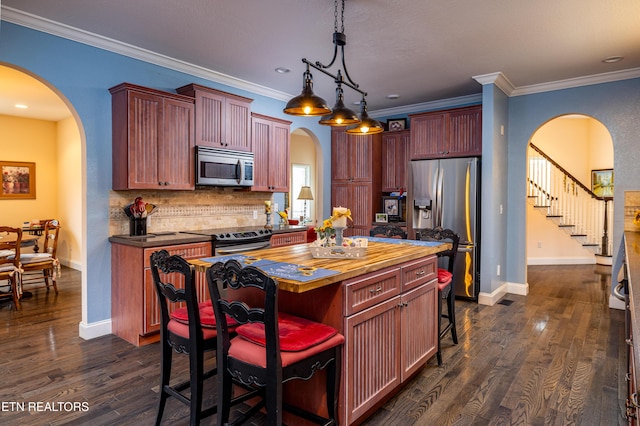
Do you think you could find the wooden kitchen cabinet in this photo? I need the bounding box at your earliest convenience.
[270,230,307,248]
[111,241,211,346]
[342,256,437,424]
[110,83,195,190]
[251,113,292,192]
[409,105,482,159]
[176,83,253,152]
[331,128,382,236]
[381,130,410,192]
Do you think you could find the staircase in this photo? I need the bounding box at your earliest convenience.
[527,144,613,262]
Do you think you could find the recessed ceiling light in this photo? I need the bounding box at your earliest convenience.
[15,104,28,109]
[386,94,400,100]
[275,67,290,74]
[602,56,623,63]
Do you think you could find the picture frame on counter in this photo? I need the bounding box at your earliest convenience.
[382,196,402,221]
[1,161,36,200]
[387,118,407,132]
[375,213,388,223]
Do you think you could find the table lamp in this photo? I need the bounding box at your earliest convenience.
[297,186,314,223]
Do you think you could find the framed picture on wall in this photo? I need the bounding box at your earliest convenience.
[591,169,614,198]
[387,118,407,132]
[1,161,36,199]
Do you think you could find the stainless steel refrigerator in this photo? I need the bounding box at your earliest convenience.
[409,157,480,300]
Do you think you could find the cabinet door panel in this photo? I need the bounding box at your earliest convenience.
[161,98,195,189]
[401,281,437,380]
[350,135,373,181]
[269,122,290,192]
[447,106,482,157]
[197,91,225,147]
[410,113,445,159]
[345,296,401,424]
[225,98,252,151]
[381,134,397,191]
[251,117,271,191]
[331,129,350,181]
[128,91,161,188]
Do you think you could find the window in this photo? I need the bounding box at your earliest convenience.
[291,164,312,223]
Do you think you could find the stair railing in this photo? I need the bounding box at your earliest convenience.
[527,143,613,256]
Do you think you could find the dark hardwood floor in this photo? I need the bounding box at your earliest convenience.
[0,264,626,425]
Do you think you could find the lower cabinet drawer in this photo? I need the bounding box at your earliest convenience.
[343,267,401,316]
[400,255,436,292]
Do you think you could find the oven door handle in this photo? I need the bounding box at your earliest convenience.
[216,241,271,255]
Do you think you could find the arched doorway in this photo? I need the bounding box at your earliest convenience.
[289,128,324,226]
[0,64,86,315]
[526,114,614,266]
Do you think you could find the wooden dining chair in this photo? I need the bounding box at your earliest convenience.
[207,259,344,426]
[19,219,61,294]
[0,226,23,309]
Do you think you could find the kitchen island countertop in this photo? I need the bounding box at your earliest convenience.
[191,239,449,293]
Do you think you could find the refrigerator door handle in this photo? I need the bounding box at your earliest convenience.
[436,167,444,227]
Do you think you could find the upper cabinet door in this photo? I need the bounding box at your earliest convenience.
[176,83,253,152]
[251,113,291,192]
[110,83,195,190]
[409,105,481,160]
[331,128,376,182]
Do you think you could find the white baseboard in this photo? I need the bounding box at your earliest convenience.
[60,258,82,271]
[609,295,625,311]
[478,281,529,306]
[79,319,112,340]
[527,257,595,265]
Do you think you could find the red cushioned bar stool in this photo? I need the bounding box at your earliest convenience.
[416,227,460,365]
[207,259,344,426]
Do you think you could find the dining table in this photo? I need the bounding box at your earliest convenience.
[0,232,39,251]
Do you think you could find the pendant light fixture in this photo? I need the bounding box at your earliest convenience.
[283,0,383,135]
[346,97,384,135]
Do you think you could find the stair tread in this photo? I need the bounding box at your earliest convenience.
[571,234,587,237]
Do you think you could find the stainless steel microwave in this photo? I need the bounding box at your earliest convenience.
[195,146,254,187]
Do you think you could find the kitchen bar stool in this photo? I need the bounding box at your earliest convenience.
[207,259,344,426]
[370,224,407,239]
[150,250,219,426]
[416,227,460,365]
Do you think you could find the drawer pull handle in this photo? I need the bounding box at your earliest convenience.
[626,373,633,382]
[416,270,425,276]
[369,286,382,294]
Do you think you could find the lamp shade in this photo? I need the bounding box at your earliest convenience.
[318,86,360,126]
[284,71,331,116]
[346,99,384,135]
[297,186,314,200]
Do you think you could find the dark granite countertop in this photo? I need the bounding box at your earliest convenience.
[108,232,212,248]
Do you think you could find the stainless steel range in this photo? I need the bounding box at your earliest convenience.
[182,226,273,255]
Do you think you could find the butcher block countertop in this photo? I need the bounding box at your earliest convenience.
[191,239,450,293]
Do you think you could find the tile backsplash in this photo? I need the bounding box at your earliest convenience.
[109,188,273,236]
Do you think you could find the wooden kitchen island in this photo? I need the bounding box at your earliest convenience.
[192,239,449,425]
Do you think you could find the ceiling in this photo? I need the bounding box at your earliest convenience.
[2,0,640,122]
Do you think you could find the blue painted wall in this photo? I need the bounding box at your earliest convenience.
[1,22,331,325]
[3,21,638,328]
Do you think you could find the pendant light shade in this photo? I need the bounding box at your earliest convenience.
[346,99,384,135]
[318,85,360,126]
[283,69,331,116]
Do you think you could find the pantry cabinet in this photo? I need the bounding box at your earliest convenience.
[251,113,291,192]
[331,128,382,236]
[176,83,253,152]
[381,130,410,192]
[110,83,195,190]
[409,105,482,159]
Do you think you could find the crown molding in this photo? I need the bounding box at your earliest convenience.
[510,67,640,96]
[1,6,293,102]
[369,94,482,118]
[4,6,640,110]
